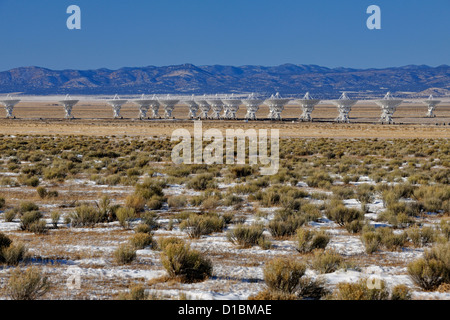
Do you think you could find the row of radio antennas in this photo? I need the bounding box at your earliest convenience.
[0,92,442,121]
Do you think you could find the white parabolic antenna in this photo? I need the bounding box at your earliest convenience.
[158,94,179,119]
[222,94,242,120]
[422,95,441,118]
[107,94,128,119]
[264,92,290,120]
[207,95,224,119]
[58,94,79,119]
[183,95,200,119]
[297,92,320,122]
[0,94,21,118]
[330,92,358,123]
[196,96,211,119]
[374,91,403,123]
[243,93,263,120]
[133,94,159,119]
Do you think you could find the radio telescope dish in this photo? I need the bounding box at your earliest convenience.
[207,95,224,120]
[58,94,79,119]
[222,94,242,120]
[196,96,211,119]
[264,92,290,120]
[297,92,320,122]
[374,92,403,124]
[158,95,179,119]
[183,95,200,119]
[422,95,441,118]
[134,94,160,119]
[330,92,358,123]
[243,93,263,120]
[0,94,21,118]
[107,94,128,119]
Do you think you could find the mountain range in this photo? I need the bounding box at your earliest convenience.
[0,63,449,98]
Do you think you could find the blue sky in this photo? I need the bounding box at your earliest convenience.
[0,0,449,71]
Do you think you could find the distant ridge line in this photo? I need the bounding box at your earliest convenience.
[0,63,449,98]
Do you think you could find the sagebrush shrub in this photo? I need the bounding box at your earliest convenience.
[227,223,267,248]
[263,257,306,294]
[116,207,136,229]
[161,242,212,283]
[356,184,374,204]
[311,250,343,274]
[19,201,39,213]
[296,228,330,254]
[423,243,450,283]
[0,232,12,249]
[129,233,154,250]
[6,267,50,300]
[331,186,355,200]
[21,176,40,187]
[296,276,330,300]
[222,195,243,207]
[332,278,390,300]
[118,284,148,300]
[390,284,412,300]
[345,220,364,234]
[187,173,216,191]
[1,243,28,266]
[157,236,185,251]
[201,196,221,210]
[51,211,61,229]
[146,196,165,210]
[69,205,103,227]
[407,226,436,247]
[407,243,449,290]
[325,201,363,227]
[179,213,224,238]
[134,223,151,234]
[20,211,43,232]
[407,258,445,291]
[377,228,407,251]
[167,195,187,209]
[114,244,137,264]
[97,195,119,222]
[141,212,160,230]
[361,230,381,254]
[125,194,146,212]
[440,220,450,240]
[4,209,17,222]
[221,212,235,225]
[27,220,48,235]
[268,212,306,239]
[306,171,333,188]
[413,185,450,213]
[361,227,407,253]
[135,178,164,200]
[37,186,50,199]
[229,165,254,179]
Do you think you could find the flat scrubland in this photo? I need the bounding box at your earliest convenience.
[0,134,449,300]
[1,101,449,139]
[7,100,450,123]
